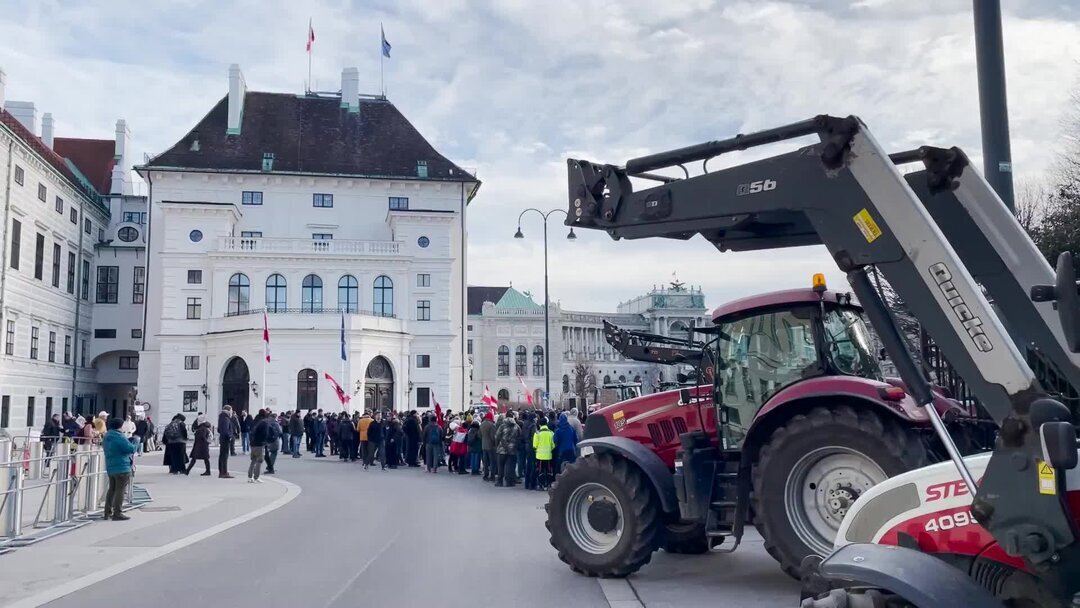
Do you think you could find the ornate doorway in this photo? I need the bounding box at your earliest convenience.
[297,368,318,410]
[222,357,250,415]
[364,356,394,413]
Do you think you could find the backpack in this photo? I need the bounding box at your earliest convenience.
[163,422,181,443]
[266,421,282,442]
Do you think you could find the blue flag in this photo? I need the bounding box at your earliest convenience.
[340,313,347,361]
[381,25,391,58]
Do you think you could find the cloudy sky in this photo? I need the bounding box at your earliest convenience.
[2,0,1079,312]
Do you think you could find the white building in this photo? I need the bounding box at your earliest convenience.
[136,65,479,423]
[467,282,709,407]
[0,67,147,431]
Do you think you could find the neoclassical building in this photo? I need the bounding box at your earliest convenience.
[467,282,709,407]
[136,65,478,422]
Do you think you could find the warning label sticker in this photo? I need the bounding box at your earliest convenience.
[853,208,883,243]
[1038,460,1056,495]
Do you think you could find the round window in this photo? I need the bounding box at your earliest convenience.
[418,236,430,248]
[189,229,203,243]
[117,226,139,242]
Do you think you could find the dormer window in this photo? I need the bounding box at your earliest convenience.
[416,159,428,178]
[262,152,275,172]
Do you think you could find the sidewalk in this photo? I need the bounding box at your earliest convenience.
[0,455,299,607]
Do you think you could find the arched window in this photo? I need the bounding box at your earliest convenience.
[604,374,612,385]
[373,275,393,317]
[634,375,642,383]
[562,375,570,393]
[532,345,544,376]
[302,274,322,312]
[515,345,527,376]
[497,388,510,401]
[297,368,318,410]
[338,275,358,313]
[619,374,627,383]
[227,273,250,316]
[265,274,287,312]
[497,345,510,377]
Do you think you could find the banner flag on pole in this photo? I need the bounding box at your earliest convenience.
[381,25,392,58]
[518,376,534,406]
[340,313,347,362]
[263,311,271,362]
[324,372,351,407]
[307,18,315,51]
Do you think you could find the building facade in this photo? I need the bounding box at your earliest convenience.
[467,283,709,407]
[136,65,478,424]
[0,67,147,431]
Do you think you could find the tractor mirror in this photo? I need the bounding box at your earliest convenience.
[679,388,692,405]
[1040,421,1079,471]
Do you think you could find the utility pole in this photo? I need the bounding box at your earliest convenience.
[973,0,1016,212]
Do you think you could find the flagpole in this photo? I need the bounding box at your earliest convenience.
[380,22,385,97]
[262,351,268,412]
[341,313,348,412]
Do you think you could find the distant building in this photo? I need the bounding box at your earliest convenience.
[0,67,147,431]
[467,282,709,407]
[136,65,479,423]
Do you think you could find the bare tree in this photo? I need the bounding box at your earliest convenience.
[573,356,596,406]
[1014,178,1048,233]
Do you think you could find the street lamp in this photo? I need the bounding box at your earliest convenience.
[514,208,576,406]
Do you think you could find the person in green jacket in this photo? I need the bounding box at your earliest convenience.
[102,418,136,521]
[533,418,555,491]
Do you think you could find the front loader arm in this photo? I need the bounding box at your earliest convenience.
[566,115,1080,593]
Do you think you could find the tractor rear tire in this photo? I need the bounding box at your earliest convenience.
[546,453,664,577]
[752,405,927,579]
[661,520,710,554]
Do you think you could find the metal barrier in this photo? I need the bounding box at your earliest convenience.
[0,437,151,551]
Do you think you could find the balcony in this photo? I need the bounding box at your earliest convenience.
[217,236,401,256]
[205,307,404,335]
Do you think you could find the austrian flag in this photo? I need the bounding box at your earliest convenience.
[306,19,315,52]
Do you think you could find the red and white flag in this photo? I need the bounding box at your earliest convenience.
[482,384,498,412]
[263,311,271,362]
[518,376,533,406]
[306,18,315,52]
[324,372,350,407]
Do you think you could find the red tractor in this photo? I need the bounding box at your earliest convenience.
[547,278,990,578]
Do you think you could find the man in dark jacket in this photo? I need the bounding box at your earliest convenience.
[248,410,270,482]
[495,411,521,487]
[263,411,282,474]
[368,412,384,469]
[61,412,80,439]
[240,412,253,454]
[41,414,61,457]
[134,417,150,454]
[422,416,443,472]
[480,413,497,481]
[217,405,236,478]
[403,411,421,467]
[303,411,315,452]
[520,412,538,490]
[289,412,304,457]
[313,413,327,457]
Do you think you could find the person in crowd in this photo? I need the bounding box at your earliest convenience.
[520,412,537,489]
[145,416,158,452]
[78,416,97,445]
[449,420,469,475]
[186,419,213,476]
[102,418,136,521]
[386,415,402,469]
[467,420,482,475]
[240,410,253,454]
[289,411,304,458]
[327,414,338,456]
[303,410,315,453]
[279,412,291,456]
[248,409,269,483]
[121,415,136,440]
[554,412,579,473]
[229,410,241,456]
[568,409,584,442]
[217,405,236,478]
[134,416,149,455]
[313,412,327,458]
[369,412,385,470]
[357,411,373,468]
[162,414,188,474]
[422,414,443,473]
[264,410,282,474]
[480,411,497,481]
[403,411,420,467]
[93,411,109,438]
[41,413,61,457]
[340,411,356,462]
[534,416,556,490]
[495,411,521,487]
[193,412,205,433]
[61,412,80,440]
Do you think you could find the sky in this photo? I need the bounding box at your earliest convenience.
[1,0,1079,312]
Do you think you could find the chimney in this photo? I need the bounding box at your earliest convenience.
[41,112,54,148]
[111,119,133,195]
[341,67,360,113]
[227,63,246,135]
[3,100,37,135]
[0,68,5,109]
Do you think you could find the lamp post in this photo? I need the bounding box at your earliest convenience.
[515,208,577,406]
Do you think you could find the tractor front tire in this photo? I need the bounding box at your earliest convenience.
[753,405,926,579]
[546,453,664,577]
[661,520,710,554]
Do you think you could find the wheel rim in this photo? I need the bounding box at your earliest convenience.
[784,447,886,557]
[566,482,625,555]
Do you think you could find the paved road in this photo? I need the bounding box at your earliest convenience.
[44,453,798,608]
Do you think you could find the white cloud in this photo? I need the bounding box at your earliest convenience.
[1,0,1078,313]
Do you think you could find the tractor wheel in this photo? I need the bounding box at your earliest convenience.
[661,520,710,554]
[545,453,664,577]
[753,405,926,579]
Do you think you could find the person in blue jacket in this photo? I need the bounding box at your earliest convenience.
[553,413,579,474]
[102,418,136,521]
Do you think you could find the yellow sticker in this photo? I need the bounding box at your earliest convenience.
[1038,460,1056,495]
[612,411,625,419]
[853,208,883,243]
[612,410,626,431]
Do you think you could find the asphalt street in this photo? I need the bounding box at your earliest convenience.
[43,452,798,608]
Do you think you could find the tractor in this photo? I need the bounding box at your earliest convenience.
[547,278,991,578]
[547,114,1080,606]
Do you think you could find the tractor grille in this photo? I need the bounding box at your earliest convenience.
[647,423,663,447]
[970,558,1011,598]
[673,417,688,436]
[647,420,681,447]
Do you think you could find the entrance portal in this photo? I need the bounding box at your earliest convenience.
[222,357,250,415]
[364,356,394,413]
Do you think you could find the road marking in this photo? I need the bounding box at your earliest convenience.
[598,579,644,607]
[7,475,301,608]
[321,530,401,608]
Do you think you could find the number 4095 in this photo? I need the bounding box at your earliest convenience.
[924,511,975,533]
